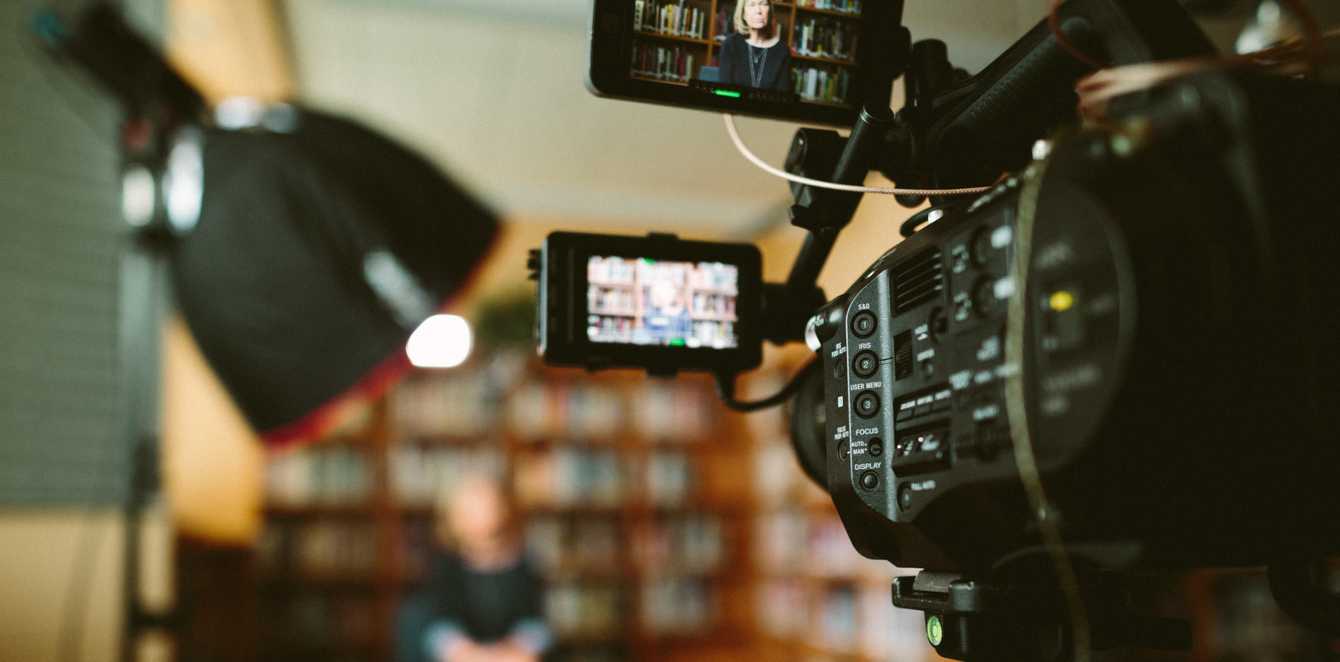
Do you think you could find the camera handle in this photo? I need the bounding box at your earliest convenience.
[711,12,911,409]
[761,7,912,343]
[893,570,1190,662]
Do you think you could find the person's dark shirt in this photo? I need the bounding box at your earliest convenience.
[419,551,548,654]
[717,32,792,92]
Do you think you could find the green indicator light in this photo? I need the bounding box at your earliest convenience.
[926,615,944,647]
[713,89,742,99]
[669,338,686,347]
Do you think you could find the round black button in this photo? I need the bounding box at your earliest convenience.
[854,391,881,418]
[898,484,913,510]
[971,226,994,266]
[860,471,879,490]
[868,440,883,457]
[852,351,879,378]
[929,307,948,341]
[838,441,850,461]
[973,277,997,317]
[977,432,1000,461]
[850,310,877,338]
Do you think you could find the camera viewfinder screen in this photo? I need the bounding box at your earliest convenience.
[630,0,863,108]
[587,256,739,349]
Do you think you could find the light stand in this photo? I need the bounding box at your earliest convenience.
[33,5,206,659]
[116,170,178,662]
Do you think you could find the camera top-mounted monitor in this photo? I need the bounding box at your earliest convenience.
[533,232,763,375]
[588,0,885,126]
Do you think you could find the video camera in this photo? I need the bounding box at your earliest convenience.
[533,1,1340,659]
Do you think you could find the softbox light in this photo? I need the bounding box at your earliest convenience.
[171,110,499,447]
[36,2,501,449]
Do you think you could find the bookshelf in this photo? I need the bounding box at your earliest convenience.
[742,364,948,662]
[255,353,756,662]
[631,0,863,105]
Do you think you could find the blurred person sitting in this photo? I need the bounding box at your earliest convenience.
[398,474,551,662]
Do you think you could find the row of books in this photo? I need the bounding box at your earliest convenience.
[514,447,624,508]
[526,517,622,575]
[259,594,376,648]
[265,426,709,514]
[632,515,724,574]
[632,43,698,83]
[795,0,863,14]
[392,375,499,438]
[258,521,379,578]
[794,65,853,104]
[507,379,714,442]
[547,581,625,638]
[644,450,696,505]
[690,292,737,320]
[395,373,718,442]
[587,316,737,349]
[515,447,702,508]
[506,381,626,440]
[641,577,716,634]
[753,440,812,505]
[755,580,928,659]
[792,17,859,61]
[266,445,371,506]
[588,285,637,317]
[587,255,637,285]
[756,511,890,578]
[387,445,505,506]
[589,254,739,289]
[634,0,710,40]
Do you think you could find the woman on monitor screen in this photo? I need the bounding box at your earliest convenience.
[718,0,792,93]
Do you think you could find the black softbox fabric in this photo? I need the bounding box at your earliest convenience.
[171,110,498,447]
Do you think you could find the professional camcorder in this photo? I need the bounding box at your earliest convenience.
[534,1,1340,659]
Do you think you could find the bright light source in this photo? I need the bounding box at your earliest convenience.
[165,129,204,234]
[406,314,472,368]
[215,97,264,130]
[121,166,156,227]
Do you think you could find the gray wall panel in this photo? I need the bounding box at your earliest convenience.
[0,1,164,505]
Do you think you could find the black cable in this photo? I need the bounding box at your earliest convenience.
[715,359,819,413]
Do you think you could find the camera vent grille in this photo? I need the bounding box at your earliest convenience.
[894,331,913,380]
[892,248,945,315]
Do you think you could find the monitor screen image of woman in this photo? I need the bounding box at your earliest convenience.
[717,0,792,92]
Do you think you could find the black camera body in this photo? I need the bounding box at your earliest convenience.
[809,71,1340,575]
[552,0,1340,653]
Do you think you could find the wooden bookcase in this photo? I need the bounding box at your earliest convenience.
[631,0,864,105]
[740,364,948,662]
[254,354,758,662]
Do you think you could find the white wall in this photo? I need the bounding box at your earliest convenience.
[283,1,1052,234]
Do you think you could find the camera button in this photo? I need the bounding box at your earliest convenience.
[860,471,879,490]
[852,351,879,378]
[850,310,878,338]
[854,391,881,418]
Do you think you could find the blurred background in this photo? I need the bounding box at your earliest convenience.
[2,1,1338,661]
